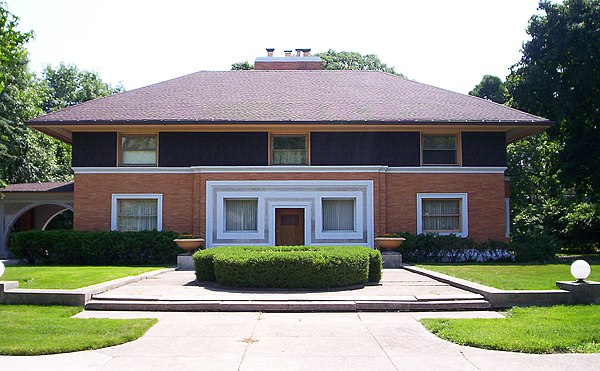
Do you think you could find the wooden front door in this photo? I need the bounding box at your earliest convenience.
[275,208,305,246]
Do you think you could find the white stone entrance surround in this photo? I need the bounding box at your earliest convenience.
[205,180,374,247]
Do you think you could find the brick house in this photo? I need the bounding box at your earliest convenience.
[26,49,551,248]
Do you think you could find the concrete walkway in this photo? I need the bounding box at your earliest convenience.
[2,311,598,370]
[86,269,490,311]
[94,269,476,301]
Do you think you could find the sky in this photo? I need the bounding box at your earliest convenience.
[5,0,543,94]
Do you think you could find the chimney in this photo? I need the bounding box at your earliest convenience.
[254,48,322,70]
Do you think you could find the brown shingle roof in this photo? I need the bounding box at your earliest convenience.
[1,182,74,193]
[28,70,549,125]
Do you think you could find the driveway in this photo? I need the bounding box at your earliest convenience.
[2,311,598,370]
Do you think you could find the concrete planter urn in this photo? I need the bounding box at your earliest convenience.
[374,237,405,251]
[174,238,205,252]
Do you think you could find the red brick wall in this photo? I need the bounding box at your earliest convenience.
[254,61,322,70]
[74,171,507,242]
[74,173,195,233]
[385,173,507,241]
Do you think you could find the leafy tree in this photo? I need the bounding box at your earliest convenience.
[41,63,123,113]
[315,50,404,76]
[0,3,122,186]
[506,0,600,251]
[0,3,51,186]
[469,75,508,104]
[231,60,254,70]
[507,0,600,199]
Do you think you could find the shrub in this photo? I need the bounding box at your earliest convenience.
[367,248,383,282]
[193,247,219,281]
[509,232,559,262]
[194,246,381,289]
[10,230,180,265]
[388,232,513,263]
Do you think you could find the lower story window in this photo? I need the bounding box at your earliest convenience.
[417,193,468,236]
[225,199,258,231]
[322,198,355,231]
[111,194,163,231]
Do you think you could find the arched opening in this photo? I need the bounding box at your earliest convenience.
[4,203,74,254]
[42,209,74,230]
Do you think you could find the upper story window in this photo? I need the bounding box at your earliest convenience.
[271,135,307,165]
[422,134,458,165]
[120,134,157,166]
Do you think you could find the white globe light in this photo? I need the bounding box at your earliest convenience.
[571,260,591,282]
[0,261,4,278]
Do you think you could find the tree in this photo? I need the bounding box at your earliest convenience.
[315,50,403,76]
[507,0,600,199]
[505,0,600,251]
[0,3,50,186]
[41,63,123,113]
[0,3,123,186]
[469,75,508,104]
[231,60,254,70]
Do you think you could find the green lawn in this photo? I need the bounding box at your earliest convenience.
[421,305,600,354]
[416,263,600,290]
[0,305,157,355]
[1,265,165,289]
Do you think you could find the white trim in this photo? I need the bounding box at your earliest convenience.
[217,195,264,240]
[73,166,506,174]
[505,197,511,238]
[205,180,374,247]
[74,167,190,174]
[110,193,163,231]
[387,167,505,174]
[416,193,468,237]
[194,166,387,173]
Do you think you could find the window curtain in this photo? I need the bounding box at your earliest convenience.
[422,199,460,231]
[272,150,306,165]
[323,199,355,231]
[122,135,156,165]
[118,199,158,231]
[225,199,258,231]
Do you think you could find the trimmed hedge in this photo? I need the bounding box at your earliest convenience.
[194,246,382,289]
[10,230,180,265]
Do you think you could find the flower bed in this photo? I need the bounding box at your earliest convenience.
[193,246,382,289]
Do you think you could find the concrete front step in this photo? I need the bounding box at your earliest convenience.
[85,299,491,312]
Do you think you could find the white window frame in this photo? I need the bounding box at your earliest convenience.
[321,198,357,232]
[316,192,363,240]
[217,194,264,240]
[223,198,260,233]
[505,197,510,238]
[416,193,468,237]
[111,193,163,231]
